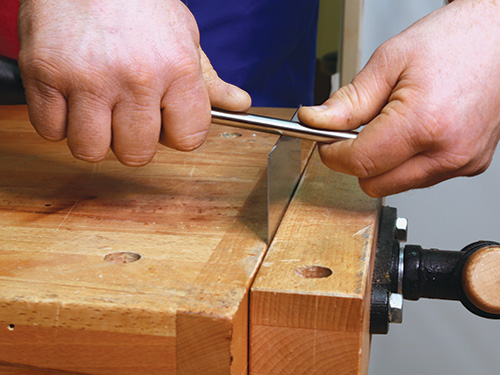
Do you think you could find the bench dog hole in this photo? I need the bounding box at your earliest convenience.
[104,252,142,264]
[294,265,333,279]
[219,132,242,139]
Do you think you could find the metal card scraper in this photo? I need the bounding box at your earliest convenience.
[266,111,301,244]
[212,108,358,245]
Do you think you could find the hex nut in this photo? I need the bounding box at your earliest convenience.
[394,217,408,242]
[389,293,403,324]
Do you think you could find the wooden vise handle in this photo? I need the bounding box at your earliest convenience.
[462,245,500,315]
[403,241,500,319]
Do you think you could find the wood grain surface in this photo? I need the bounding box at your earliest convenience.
[0,106,299,375]
[250,150,380,375]
[0,105,377,375]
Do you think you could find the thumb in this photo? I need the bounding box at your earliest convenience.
[298,44,405,130]
[200,48,252,112]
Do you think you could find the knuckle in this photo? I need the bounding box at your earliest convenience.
[167,52,202,84]
[319,142,379,178]
[414,111,444,147]
[18,48,56,75]
[464,153,493,177]
[424,149,476,178]
[371,41,393,66]
[334,84,361,124]
[371,37,405,69]
[19,48,75,89]
[453,154,475,170]
[472,162,491,176]
[173,66,202,90]
[119,60,158,90]
[445,147,478,170]
[383,106,438,155]
[349,147,380,178]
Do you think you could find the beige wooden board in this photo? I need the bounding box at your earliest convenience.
[250,150,381,375]
[342,0,364,85]
[0,105,311,375]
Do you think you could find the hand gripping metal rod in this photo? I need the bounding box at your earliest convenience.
[211,108,357,143]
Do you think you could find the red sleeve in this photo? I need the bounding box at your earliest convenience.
[0,0,20,59]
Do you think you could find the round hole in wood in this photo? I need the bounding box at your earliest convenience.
[294,265,333,279]
[8,324,14,331]
[219,132,242,139]
[103,252,142,264]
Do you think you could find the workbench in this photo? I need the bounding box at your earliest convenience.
[0,106,380,375]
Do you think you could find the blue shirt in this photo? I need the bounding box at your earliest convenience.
[183,1,319,107]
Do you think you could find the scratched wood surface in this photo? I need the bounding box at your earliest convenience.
[0,105,306,375]
[250,150,381,375]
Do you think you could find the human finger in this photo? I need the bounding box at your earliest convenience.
[160,55,211,151]
[357,150,491,197]
[298,40,406,130]
[111,96,162,166]
[66,92,112,162]
[22,79,68,141]
[199,48,251,112]
[318,95,432,179]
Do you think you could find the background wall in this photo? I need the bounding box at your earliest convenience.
[360,1,500,374]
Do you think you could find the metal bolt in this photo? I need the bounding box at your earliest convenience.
[394,217,408,242]
[389,293,403,324]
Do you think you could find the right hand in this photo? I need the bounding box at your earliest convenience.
[299,0,500,197]
[17,0,251,166]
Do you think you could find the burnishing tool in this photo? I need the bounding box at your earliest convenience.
[211,108,357,143]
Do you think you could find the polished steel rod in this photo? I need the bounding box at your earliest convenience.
[211,109,357,143]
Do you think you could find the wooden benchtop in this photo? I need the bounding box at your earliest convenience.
[0,105,379,375]
[0,106,296,374]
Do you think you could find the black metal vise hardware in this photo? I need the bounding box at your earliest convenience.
[371,206,500,335]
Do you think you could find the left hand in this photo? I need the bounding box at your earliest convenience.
[17,0,251,167]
